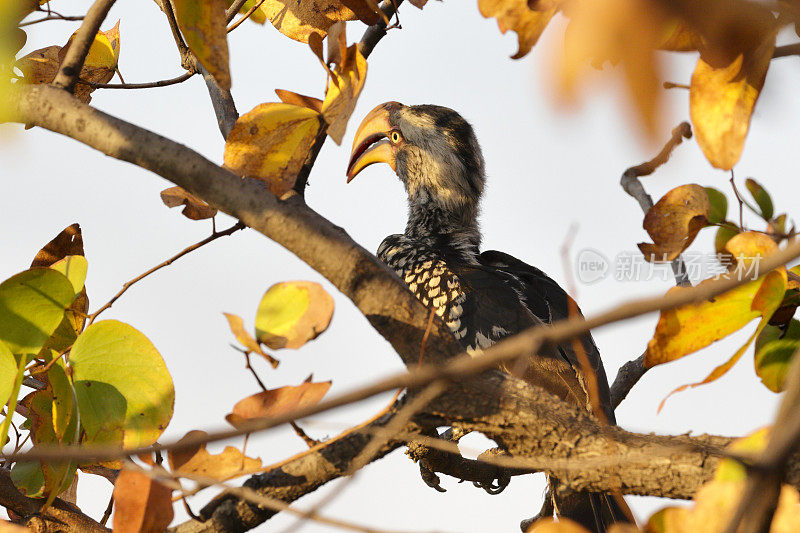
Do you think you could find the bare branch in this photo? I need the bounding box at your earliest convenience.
[773,43,800,58]
[19,13,85,26]
[227,0,266,33]
[79,71,195,89]
[609,353,647,409]
[620,121,693,287]
[89,221,245,323]
[51,0,117,92]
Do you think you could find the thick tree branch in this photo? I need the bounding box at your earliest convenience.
[0,469,108,532]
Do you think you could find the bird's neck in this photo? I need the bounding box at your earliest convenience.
[405,189,481,257]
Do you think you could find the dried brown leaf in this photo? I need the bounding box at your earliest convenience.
[168,430,261,481]
[275,89,323,113]
[113,470,174,533]
[222,312,279,367]
[160,186,217,221]
[638,184,710,262]
[225,380,331,428]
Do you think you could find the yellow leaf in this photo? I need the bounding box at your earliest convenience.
[260,0,361,43]
[255,281,334,350]
[689,29,776,170]
[656,269,787,409]
[321,44,367,144]
[478,0,556,59]
[638,184,710,262]
[174,0,230,90]
[224,103,322,196]
[715,427,770,482]
[222,312,278,367]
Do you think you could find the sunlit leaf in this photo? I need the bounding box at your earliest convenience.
[222,312,278,367]
[228,0,267,24]
[174,0,230,90]
[321,44,367,144]
[478,0,557,59]
[69,320,174,449]
[638,184,710,262]
[657,269,787,409]
[658,19,702,51]
[255,281,334,349]
[275,89,323,113]
[168,430,261,481]
[224,103,323,197]
[689,29,776,170]
[48,359,78,443]
[704,187,727,225]
[113,469,174,533]
[645,269,783,368]
[0,269,75,356]
[0,341,16,411]
[260,0,362,43]
[715,427,770,482]
[225,379,331,428]
[745,178,774,221]
[48,256,88,295]
[755,320,800,393]
[725,231,778,271]
[160,186,217,221]
[714,223,739,258]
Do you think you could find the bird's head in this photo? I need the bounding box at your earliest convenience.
[347,102,485,227]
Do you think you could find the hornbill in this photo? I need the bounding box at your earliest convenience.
[346,102,630,532]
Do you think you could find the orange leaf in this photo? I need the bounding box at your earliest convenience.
[112,470,174,533]
[222,312,279,367]
[225,379,331,428]
[275,89,323,113]
[478,0,556,59]
[168,430,261,481]
[160,186,217,221]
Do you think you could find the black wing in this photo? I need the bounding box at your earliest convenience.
[477,250,616,423]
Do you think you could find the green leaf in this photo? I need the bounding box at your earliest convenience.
[48,359,78,443]
[704,187,728,225]
[48,255,88,295]
[755,319,800,393]
[0,269,75,355]
[714,223,739,255]
[11,460,46,498]
[0,340,15,408]
[745,178,774,221]
[255,281,334,349]
[69,320,174,448]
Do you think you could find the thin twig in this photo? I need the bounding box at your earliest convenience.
[225,0,249,24]
[227,0,266,33]
[89,221,245,323]
[730,170,746,230]
[51,0,117,92]
[78,71,195,89]
[289,422,319,448]
[662,81,690,90]
[99,493,114,526]
[620,121,693,287]
[19,14,85,26]
[609,353,647,409]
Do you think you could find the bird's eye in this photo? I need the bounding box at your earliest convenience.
[390,130,402,144]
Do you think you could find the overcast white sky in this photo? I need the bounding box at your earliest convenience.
[2,1,799,531]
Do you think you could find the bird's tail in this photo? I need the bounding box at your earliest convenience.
[530,478,633,532]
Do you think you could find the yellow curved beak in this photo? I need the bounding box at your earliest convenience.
[346,102,401,183]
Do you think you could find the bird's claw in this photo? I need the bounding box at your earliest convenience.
[473,472,511,495]
[419,463,447,493]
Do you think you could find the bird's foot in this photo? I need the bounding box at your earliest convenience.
[474,447,512,495]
